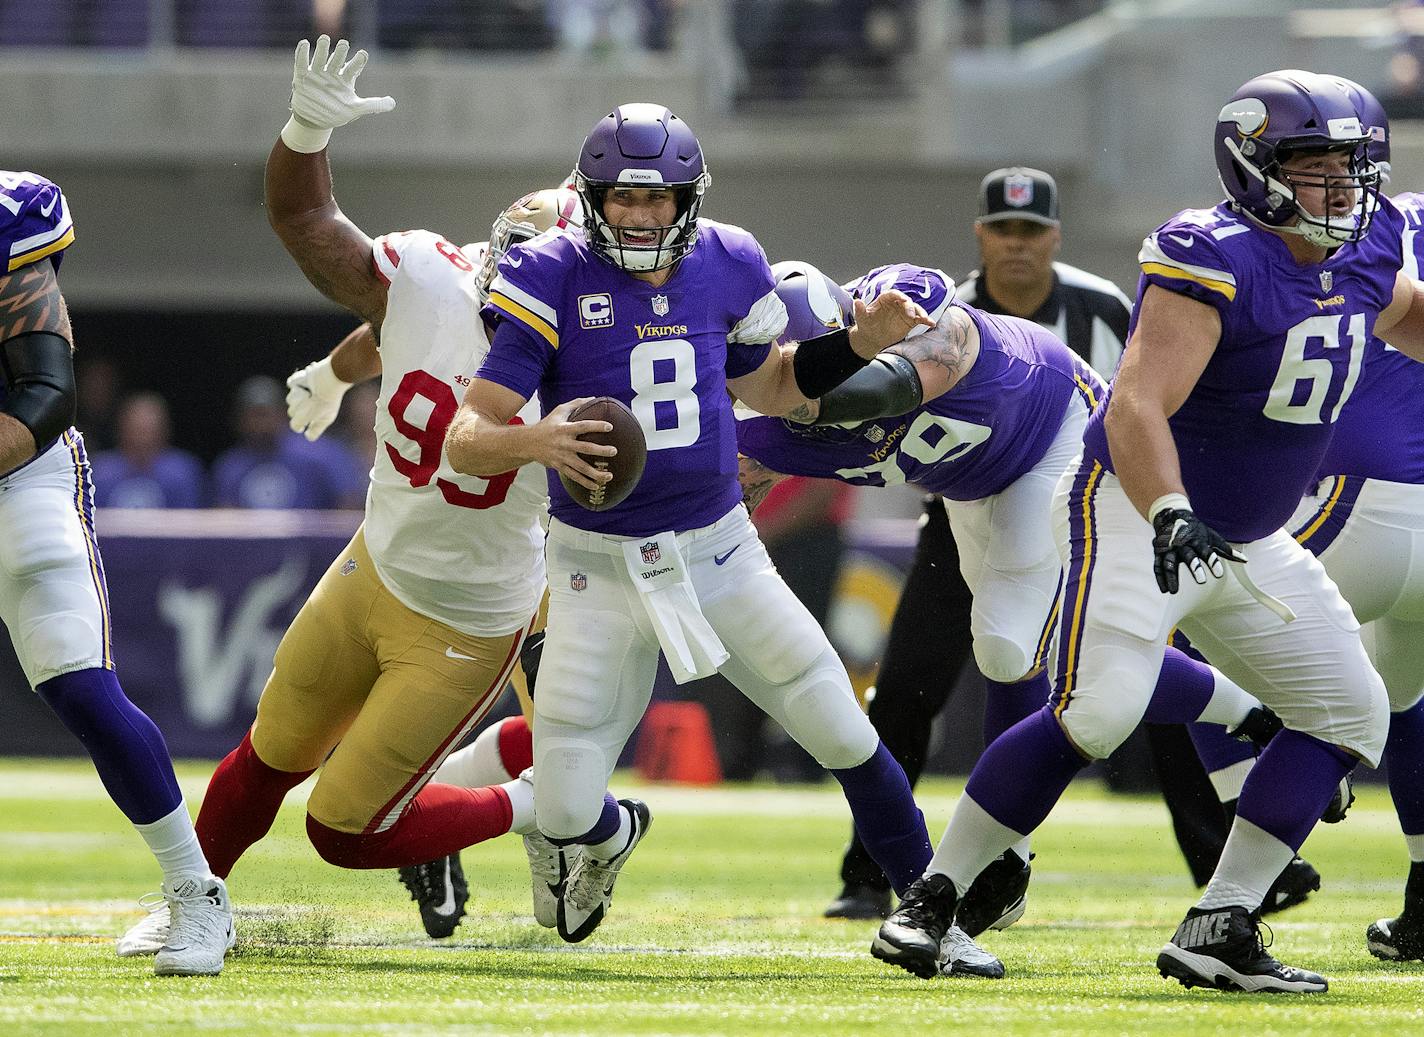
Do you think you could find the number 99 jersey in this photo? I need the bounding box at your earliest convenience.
[367,230,547,636]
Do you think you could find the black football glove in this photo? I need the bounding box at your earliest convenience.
[1151,508,1245,594]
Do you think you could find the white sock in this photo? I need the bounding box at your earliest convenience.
[927,794,1025,897]
[1197,668,1259,728]
[134,801,213,886]
[1196,817,1294,912]
[503,775,537,836]
[1405,832,1424,863]
[586,806,633,860]
[1209,759,1253,804]
[435,722,516,789]
[1010,836,1031,862]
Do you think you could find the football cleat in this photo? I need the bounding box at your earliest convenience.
[823,881,892,920]
[871,872,959,980]
[397,853,468,939]
[153,876,236,977]
[1157,905,1327,993]
[1366,914,1424,962]
[1320,772,1355,824]
[955,849,1032,938]
[116,891,169,957]
[1260,856,1320,915]
[1227,706,1284,750]
[557,799,651,943]
[524,827,569,929]
[939,925,1005,979]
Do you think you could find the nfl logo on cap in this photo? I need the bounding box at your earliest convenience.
[1004,174,1034,208]
[652,293,670,317]
[641,541,661,564]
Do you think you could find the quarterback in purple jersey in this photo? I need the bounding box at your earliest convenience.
[874,70,1424,993]
[0,172,233,974]
[446,102,938,945]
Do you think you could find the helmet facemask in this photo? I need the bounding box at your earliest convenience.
[478,188,580,304]
[1221,131,1380,247]
[574,170,711,273]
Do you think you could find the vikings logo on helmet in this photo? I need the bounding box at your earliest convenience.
[478,186,580,303]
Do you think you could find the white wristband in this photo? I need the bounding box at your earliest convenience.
[280,115,332,154]
[308,353,351,394]
[1148,492,1192,522]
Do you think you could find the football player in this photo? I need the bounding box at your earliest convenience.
[874,70,1424,992]
[118,37,604,956]
[0,170,233,976]
[446,102,940,945]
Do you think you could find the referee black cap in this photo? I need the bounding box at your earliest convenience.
[977,167,1060,227]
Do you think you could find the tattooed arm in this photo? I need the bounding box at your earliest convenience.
[0,261,74,472]
[738,453,789,514]
[885,305,979,403]
[265,139,387,328]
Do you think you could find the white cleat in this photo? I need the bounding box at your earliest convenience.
[153,875,235,977]
[557,799,651,944]
[116,891,169,956]
[524,827,569,929]
[938,925,1005,979]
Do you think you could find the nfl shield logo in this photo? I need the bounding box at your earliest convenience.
[651,293,670,317]
[864,425,885,444]
[1004,174,1034,208]
[1320,271,1333,293]
[340,558,358,576]
[570,571,587,592]
[640,541,661,565]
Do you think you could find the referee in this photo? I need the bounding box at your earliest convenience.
[826,167,1232,921]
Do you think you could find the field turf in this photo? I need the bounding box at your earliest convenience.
[1,760,1421,1036]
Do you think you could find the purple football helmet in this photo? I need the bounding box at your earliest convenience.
[1215,70,1380,247]
[573,103,711,273]
[1325,75,1391,185]
[770,260,853,346]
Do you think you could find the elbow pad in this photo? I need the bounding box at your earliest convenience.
[1,331,76,447]
[791,326,871,399]
[813,353,923,427]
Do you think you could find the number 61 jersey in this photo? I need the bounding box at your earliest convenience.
[1080,196,1406,543]
[367,230,547,636]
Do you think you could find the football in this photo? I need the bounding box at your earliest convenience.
[558,396,647,511]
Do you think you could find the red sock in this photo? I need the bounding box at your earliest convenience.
[306,782,514,869]
[497,716,533,776]
[195,730,313,878]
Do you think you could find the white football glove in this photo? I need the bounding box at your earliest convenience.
[280,35,395,153]
[286,355,351,441]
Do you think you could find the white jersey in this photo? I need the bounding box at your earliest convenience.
[367,230,546,636]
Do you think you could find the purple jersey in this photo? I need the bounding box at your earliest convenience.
[1317,191,1424,485]
[478,221,777,535]
[1081,197,1406,541]
[737,266,1102,500]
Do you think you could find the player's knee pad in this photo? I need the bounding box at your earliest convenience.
[536,610,641,729]
[1392,686,1424,714]
[777,651,878,770]
[972,633,1034,685]
[304,778,369,836]
[532,735,610,840]
[305,814,375,868]
[1055,657,1152,761]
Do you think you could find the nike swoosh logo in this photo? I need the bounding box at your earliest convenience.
[446,647,476,661]
[1168,234,1193,248]
[713,546,740,566]
[505,253,523,268]
[39,195,57,218]
[433,861,457,915]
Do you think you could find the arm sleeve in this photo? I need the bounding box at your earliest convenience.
[0,173,75,273]
[476,317,551,400]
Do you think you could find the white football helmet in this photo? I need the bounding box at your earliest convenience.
[478,186,581,303]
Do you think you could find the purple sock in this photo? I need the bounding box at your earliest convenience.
[983,672,1050,746]
[831,741,932,896]
[36,667,182,826]
[1235,728,1355,851]
[965,705,1089,834]
[1386,699,1424,837]
[1188,720,1257,775]
[547,792,623,846]
[1142,646,1215,724]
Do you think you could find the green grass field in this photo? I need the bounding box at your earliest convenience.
[2,761,1422,1036]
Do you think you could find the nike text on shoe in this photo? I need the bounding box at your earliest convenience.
[153,876,235,977]
[1260,856,1320,915]
[939,925,1005,979]
[1156,905,1328,993]
[955,850,1032,938]
[824,881,892,920]
[1367,914,1424,961]
[398,853,468,939]
[556,799,652,943]
[871,872,959,979]
[116,891,170,957]
[1227,706,1283,750]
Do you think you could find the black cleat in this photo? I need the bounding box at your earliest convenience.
[1367,914,1424,962]
[1321,772,1355,824]
[955,849,1032,938]
[398,853,468,939]
[1157,905,1328,993]
[1260,856,1320,915]
[824,882,892,920]
[1228,706,1284,750]
[871,872,958,979]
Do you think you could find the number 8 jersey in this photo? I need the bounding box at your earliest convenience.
[1079,195,1406,543]
[367,230,547,636]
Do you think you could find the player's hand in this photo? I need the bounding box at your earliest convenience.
[286,355,351,441]
[533,398,617,492]
[848,290,934,359]
[289,35,394,133]
[1151,508,1245,594]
